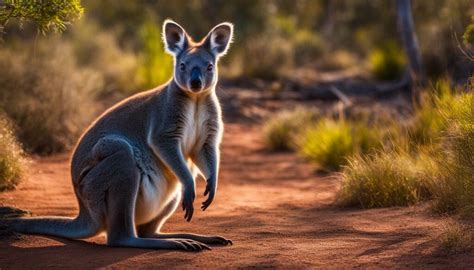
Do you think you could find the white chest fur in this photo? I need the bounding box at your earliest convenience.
[181,99,209,157]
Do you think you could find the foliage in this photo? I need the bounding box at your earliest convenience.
[0,39,102,154]
[299,119,353,170]
[135,19,173,89]
[430,92,474,214]
[70,20,139,95]
[0,0,83,34]
[293,30,325,65]
[337,86,473,212]
[438,220,473,253]
[240,34,294,80]
[338,150,432,208]
[263,107,318,151]
[463,16,474,45]
[299,118,382,170]
[368,41,406,81]
[0,116,26,191]
[407,80,459,147]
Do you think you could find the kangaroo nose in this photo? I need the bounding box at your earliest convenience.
[190,67,202,91]
[190,79,202,90]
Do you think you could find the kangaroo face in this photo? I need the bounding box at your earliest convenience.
[163,19,233,93]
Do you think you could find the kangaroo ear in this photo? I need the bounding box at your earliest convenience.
[204,22,234,57]
[162,19,188,55]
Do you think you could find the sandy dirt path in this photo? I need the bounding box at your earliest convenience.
[1,123,473,269]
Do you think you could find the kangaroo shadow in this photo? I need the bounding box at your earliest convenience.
[0,234,181,269]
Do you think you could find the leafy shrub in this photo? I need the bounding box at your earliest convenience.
[0,0,83,34]
[338,150,433,208]
[299,119,382,170]
[293,30,325,65]
[463,16,474,45]
[0,116,26,191]
[135,19,174,90]
[240,34,294,80]
[0,39,102,154]
[70,20,139,96]
[368,41,406,81]
[263,107,318,151]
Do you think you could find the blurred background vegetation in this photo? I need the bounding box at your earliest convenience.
[0,1,473,221]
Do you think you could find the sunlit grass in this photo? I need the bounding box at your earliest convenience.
[338,149,434,208]
[299,118,383,170]
[429,92,474,214]
[263,107,318,151]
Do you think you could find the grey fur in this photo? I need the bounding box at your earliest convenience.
[2,19,234,252]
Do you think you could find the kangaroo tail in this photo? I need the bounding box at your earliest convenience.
[0,206,99,239]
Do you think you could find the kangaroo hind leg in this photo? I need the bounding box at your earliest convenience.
[94,136,209,251]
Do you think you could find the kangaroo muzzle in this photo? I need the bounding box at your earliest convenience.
[189,67,203,91]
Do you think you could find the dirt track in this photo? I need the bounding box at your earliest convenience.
[1,122,473,269]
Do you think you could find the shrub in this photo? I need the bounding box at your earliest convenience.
[338,150,433,208]
[70,20,139,96]
[263,107,318,151]
[240,34,294,80]
[368,41,406,81]
[293,30,325,65]
[0,116,26,191]
[438,220,473,254]
[0,39,102,154]
[299,119,382,170]
[135,19,174,90]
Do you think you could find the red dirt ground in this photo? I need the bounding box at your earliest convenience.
[1,123,473,269]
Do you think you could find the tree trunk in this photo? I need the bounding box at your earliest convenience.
[397,0,427,97]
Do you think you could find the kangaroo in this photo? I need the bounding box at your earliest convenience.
[2,19,233,251]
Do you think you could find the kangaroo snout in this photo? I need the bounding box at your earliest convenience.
[190,67,203,91]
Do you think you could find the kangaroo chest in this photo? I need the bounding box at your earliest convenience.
[181,100,209,157]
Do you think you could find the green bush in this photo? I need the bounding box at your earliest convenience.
[0,39,102,154]
[368,41,406,81]
[0,0,83,34]
[240,34,294,80]
[299,119,382,170]
[338,150,433,208]
[135,19,174,90]
[263,107,318,151]
[70,20,139,96]
[0,116,26,191]
[293,30,325,65]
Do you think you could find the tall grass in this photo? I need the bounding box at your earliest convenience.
[338,150,433,208]
[0,116,26,191]
[430,93,474,214]
[263,107,318,151]
[299,119,382,170]
[338,88,473,212]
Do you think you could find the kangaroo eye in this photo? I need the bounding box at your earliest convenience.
[180,63,186,71]
[207,64,214,72]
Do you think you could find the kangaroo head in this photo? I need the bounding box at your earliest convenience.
[163,19,233,94]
